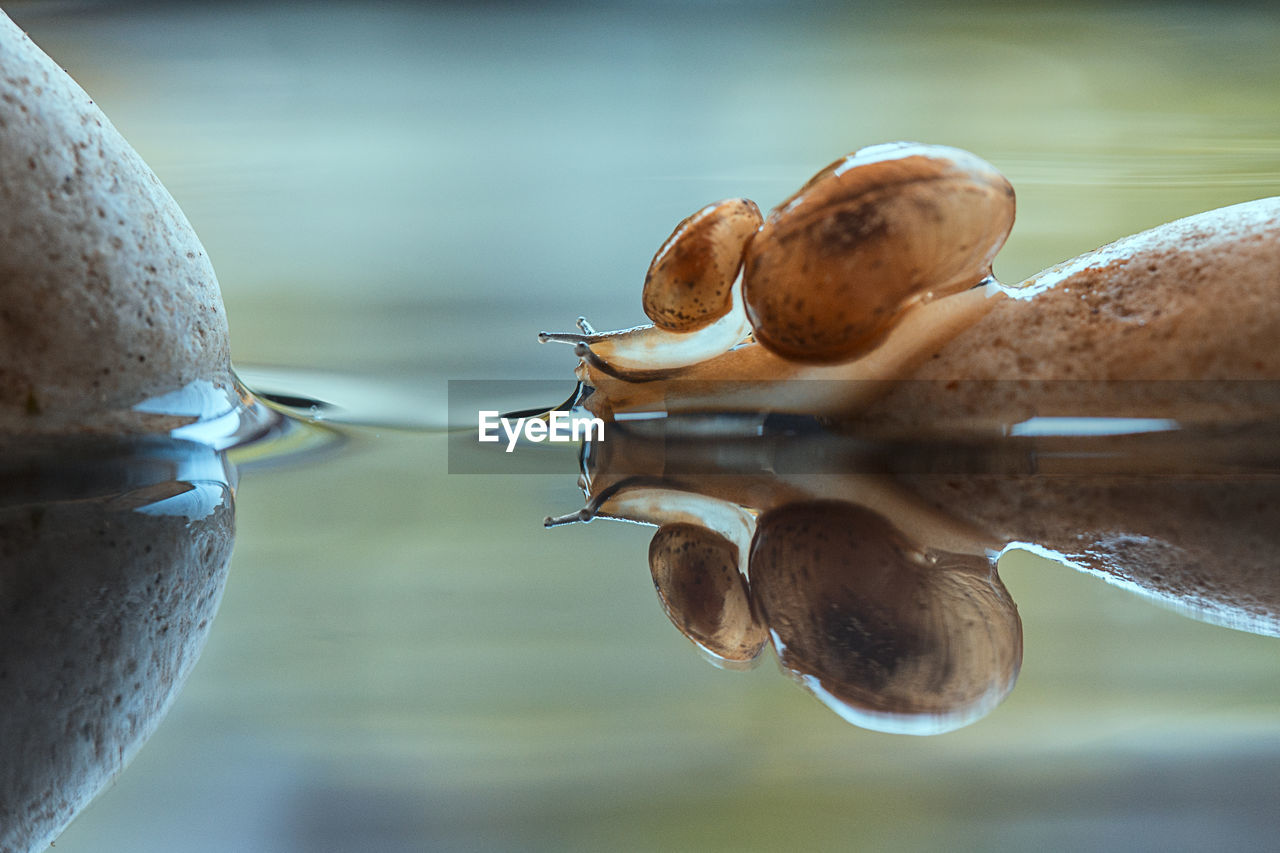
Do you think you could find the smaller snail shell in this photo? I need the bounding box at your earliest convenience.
[649,522,767,662]
[743,142,1015,363]
[642,198,762,333]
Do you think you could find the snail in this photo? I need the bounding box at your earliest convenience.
[541,143,1012,374]
[542,198,764,374]
[540,144,1280,422]
[553,457,1022,735]
[0,11,270,445]
[547,416,1280,733]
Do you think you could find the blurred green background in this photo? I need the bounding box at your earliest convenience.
[8,1,1280,850]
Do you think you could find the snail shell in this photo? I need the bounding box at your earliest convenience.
[743,142,1015,363]
[648,522,767,662]
[642,198,762,333]
[749,500,1022,734]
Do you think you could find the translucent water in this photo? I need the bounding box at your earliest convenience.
[12,1,1279,851]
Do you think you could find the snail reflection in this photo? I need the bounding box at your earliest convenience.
[535,140,1280,732]
[547,417,1280,735]
[0,438,236,853]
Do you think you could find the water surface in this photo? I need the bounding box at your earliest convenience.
[10,1,1279,850]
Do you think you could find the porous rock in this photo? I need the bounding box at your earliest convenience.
[865,197,1280,427]
[0,11,233,434]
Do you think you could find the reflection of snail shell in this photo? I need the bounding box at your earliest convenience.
[0,440,234,851]
[749,500,1021,734]
[648,523,767,663]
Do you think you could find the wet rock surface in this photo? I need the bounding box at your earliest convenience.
[0,11,233,435]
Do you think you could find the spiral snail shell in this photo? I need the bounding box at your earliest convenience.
[742,143,1014,363]
[642,198,762,333]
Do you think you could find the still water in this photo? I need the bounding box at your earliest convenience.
[7,1,1280,850]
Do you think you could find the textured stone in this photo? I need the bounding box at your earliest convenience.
[0,11,234,435]
[927,197,1280,381]
[864,197,1280,427]
[891,473,1280,636]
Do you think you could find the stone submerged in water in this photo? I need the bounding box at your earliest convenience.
[0,10,236,436]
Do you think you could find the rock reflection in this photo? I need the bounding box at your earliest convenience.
[550,415,1280,734]
[0,438,235,853]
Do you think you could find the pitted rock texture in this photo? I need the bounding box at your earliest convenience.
[863,197,1280,428]
[0,11,233,434]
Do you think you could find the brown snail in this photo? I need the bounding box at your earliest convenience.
[551,466,1021,734]
[561,478,763,666]
[541,142,1013,374]
[540,143,1280,422]
[539,198,761,372]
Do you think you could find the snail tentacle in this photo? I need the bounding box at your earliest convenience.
[539,274,754,372]
[543,508,592,528]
